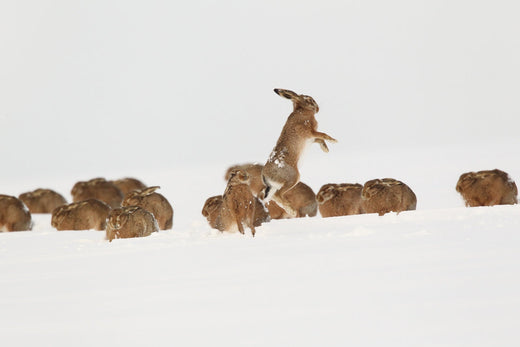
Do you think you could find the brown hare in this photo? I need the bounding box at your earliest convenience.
[317,183,365,218]
[122,186,173,230]
[262,88,337,217]
[71,178,124,208]
[19,188,67,214]
[221,169,258,236]
[106,206,159,242]
[0,195,32,232]
[362,178,417,216]
[225,163,264,197]
[456,169,518,207]
[202,194,270,232]
[265,182,317,219]
[111,177,147,195]
[51,199,111,231]
[225,162,316,219]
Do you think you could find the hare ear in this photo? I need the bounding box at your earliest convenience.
[239,171,249,181]
[274,88,299,100]
[141,186,160,196]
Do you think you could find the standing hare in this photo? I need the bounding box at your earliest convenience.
[262,88,337,217]
[221,169,258,236]
[202,194,270,232]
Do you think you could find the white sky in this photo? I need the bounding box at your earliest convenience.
[1,0,519,179]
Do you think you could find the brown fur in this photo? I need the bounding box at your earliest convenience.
[111,178,146,195]
[225,162,317,219]
[51,199,111,231]
[225,163,264,197]
[262,88,337,217]
[106,206,159,242]
[122,186,173,230]
[266,182,317,219]
[18,188,67,214]
[220,169,258,236]
[71,178,124,208]
[202,195,226,231]
[202,195,270,231]
[362,178,417,216]
[456,169,518,207]
[317,183,365,218]
[0,195,32,232]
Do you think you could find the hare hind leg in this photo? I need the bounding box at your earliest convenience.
[272,182,298,218]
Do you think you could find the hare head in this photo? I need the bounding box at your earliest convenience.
[107,206,137,230]
[274,88,319,113]
[316,184,337,204]
[227,169,250,185]
[202,195,223,218]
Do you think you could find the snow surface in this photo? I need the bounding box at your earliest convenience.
[1,143,520,346]
[2,0,520,346]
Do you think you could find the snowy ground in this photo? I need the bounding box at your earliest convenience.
[1,143,519,346]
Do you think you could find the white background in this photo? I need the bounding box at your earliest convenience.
[2,0,518,179]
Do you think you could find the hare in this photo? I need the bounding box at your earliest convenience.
[51,199,111,231]
[202,194,270,232]
[122,186,173,230]
[317,183,365,218]
[202,195,226,231]
[262,88,337,217]
[225,163,264,197]
[224,162,316,219]
[265,182,317,219]
[0,195,32,232]
[456,169,518,207]
[221,169,258,236]
[71,178,124,208]
[106,206,159,242]
[111,177,147,195]
[18,188,67,214]
[361,178,417,216]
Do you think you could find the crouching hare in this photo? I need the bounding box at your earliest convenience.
[122,186,173,230]
[0,195,32,232]
[456,169,517,207]
[266,182,317,219]
[316,183,365,217]
[51,199,111,231]
[110,177,147,195]
[71,178,124,208]
[362,178,417,216]
[262,88,337,217]
[19,188,67,214]
[106,206,159,242]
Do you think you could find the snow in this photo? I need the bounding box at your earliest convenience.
[2,0,520,346]
[1,144,520,346]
